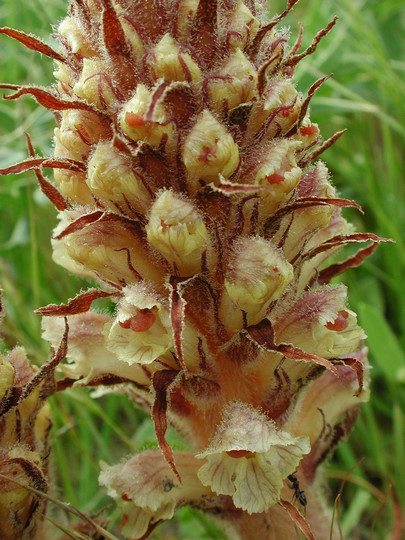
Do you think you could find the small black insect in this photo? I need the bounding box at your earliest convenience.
[288,474,307,509]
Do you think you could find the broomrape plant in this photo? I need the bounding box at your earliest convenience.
[0,0,389,538]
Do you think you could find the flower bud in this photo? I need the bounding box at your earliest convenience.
[150,33,201,83]
[246,78,301,141]
[207,49,257,114]
[73,58,118,109]
[53,169,94,205]
[297,117,320,146]
[146,190,208,275]
[183,110,240,190]
[0,340,51,540]
[0,356,14,402]
[87,143,151,214]
[273,285,366,360]
[54,61,75,95]
[243,139,302,218]
[279,162,336,261]
[226,1,260,51]
[283,347,370,455]
[220,238,293,332]
[119,84,174,148]
[54,109,105,162]
[0,447,47,540]
[58,17,97,57]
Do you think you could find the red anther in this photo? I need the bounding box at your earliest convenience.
[300,124,318,136]
[119,309,156,332]
[125,112,145,127]
[198,143,217,162]
[267,173,284,185]
[226,449,253,458]
[325,310,349,331]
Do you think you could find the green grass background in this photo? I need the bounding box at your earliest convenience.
[0,0,404,538]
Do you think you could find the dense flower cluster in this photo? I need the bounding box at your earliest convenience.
[0,1,385,538]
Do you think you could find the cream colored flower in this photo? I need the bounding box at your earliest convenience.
[196,402,310,513]
[104,284,173,366]
[41,312,151,386]
[99,451,210,539]
[273,284,366,359]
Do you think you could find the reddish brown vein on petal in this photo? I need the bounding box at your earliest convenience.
[25,133,71,211]
[0,84,100,112]
[0,157,86,176]
[298,129,346,168]
[53,211,104,240]
[152,369,182,483]
[278,499,316,540]
[228,194,258,244]
[100,0,131,57]
[0,386,22,416]
[169,276,188,376]
[115,247,143,281]
[35,289,114,316]
[247,318,339,376]
[0,27,67,63]
[318,238,393,284]
[286,74,333,137]
[146,81,169,122]
[285,16,338,68]
[276,343,338,375]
